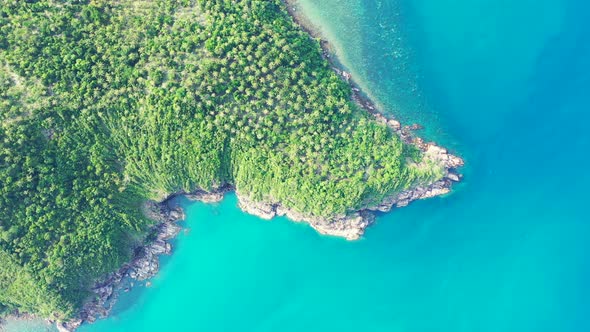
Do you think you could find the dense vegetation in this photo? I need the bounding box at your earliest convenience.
[0,0,444,319]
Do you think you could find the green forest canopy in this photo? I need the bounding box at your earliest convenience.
[0,0,444,319]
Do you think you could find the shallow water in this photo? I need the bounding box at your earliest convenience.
[1,319,56,332]
[10,0,590,331]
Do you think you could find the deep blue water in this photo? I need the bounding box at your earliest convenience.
[10,0,590,331]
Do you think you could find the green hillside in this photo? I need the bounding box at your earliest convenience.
[0,0,443,318]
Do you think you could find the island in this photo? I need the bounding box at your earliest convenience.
[0,0,462,330]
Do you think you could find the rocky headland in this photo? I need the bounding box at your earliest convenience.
[52,4,463,331]
[237,138,463,241]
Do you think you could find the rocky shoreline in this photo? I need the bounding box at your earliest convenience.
[236,138,463,241]
[55,188,232,332]
[231,0,465,240]
[51,4,464,331]
[56,201,183,331]
[56,153,462,330]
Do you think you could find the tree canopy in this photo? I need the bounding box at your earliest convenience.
[0,0,444,318]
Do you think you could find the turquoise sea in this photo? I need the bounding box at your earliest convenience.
[10,0,590,331]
